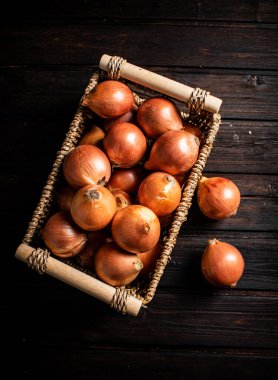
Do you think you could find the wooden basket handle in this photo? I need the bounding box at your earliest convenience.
[15,243,142,316]
[99,54,222,114]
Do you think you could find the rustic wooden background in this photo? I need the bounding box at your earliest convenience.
[2,1,278,378]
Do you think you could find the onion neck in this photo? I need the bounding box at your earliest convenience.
[207,238,219,245]
[200,176,207,184]
[85,189,100,200]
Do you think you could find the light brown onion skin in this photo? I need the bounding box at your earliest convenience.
[103,123,147,168]
[111,205,161,254]
[145,130,199,175]
[183,122,203,145]
[76,230,110,270]
[41,211,87,258]
[201,239,245,287]
[94,242,143,286]
[63,145,111,189]
[82,80,134,119]
[71,184,116,231]
[78,125,105,148]
[138,172,181,216]
[139,241,162,276]
[56,185,76,212]
[104,104,138,131]
[111,189,132,212]
[137,97,183,138]
[197,176,241,220]
[108,166,145,194]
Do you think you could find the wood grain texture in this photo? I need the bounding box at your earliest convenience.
[4,284,278,349]
[2,3,278,377]
[1,68,278,120]
[2,23,278,69]
[2,0,278,23]
[8,345,278,379]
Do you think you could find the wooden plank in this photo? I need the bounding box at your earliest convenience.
[2,1,278,23]
[9,344,278,379]
[2,23,278,69]
[1,119,277,174]
[6,284,278,349]
[1,68,277,121]
[160,231,278,290]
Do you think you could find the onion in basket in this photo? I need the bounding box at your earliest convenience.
[145,130,199,175]
[82,80,134,119]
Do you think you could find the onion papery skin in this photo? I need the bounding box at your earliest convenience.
[82,80,134,119]
[111,205,161,254]
[183,122,203,144]
[137,97,183,138]
[108,166,145,194]
[76,230,110,270]
[145,130,199,175]
[94,242,143,286]
[104,104,138,131]
[138,172,181,216]
[201,239,245,288]
[79,125,105,148]
[103,123,147,168]
[63,145,111,189]
[41,211,87,258]
[111,189,132,212]
[56,185,76,212]
[71,184,116,231]
[197,176,241,220]
[139,241,162,276]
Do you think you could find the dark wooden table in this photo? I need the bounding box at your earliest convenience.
[2,1,278,378]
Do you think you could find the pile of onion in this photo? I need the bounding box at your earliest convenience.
[44,81,244,290]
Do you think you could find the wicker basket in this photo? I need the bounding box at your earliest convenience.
[15,55,222,316]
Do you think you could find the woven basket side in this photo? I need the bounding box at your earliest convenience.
[22,71,101,245]
[142,112,221,305]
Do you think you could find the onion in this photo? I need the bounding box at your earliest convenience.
[56,185,75,212]
[137,97,183,138]
[94,242,143,286]
[71,184,116,231]
[197,176,241,220]
[63,145,111,189]
[104,104,138,131]
[139,242,162,276]
[145,130,199,175]
[183,122,203,144]
[111,189,132,212]
[41,211,87,258]
[138,172,181,216]
[201,239,245,287]
[78,125,105,148]
[76,230,110,270]
[82,80,134,119]
[108,166,145,194]
[111,205,161,253]
[103,123,147,168]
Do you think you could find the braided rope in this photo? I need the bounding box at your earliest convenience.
[110,287,129,314]
[27,248,50,274]
[143,113,221,304]
[189,87,210,114]
[22,71,101,244]
[107,56,127,80]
